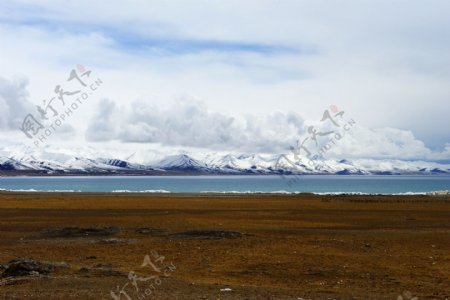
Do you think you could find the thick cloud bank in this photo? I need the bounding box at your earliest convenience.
[0,77,34,130]
[85,98,450,160]
[85,98,305,153]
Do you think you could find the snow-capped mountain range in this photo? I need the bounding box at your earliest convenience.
[0,145,449,175]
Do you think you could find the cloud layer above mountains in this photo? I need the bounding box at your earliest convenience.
[85,97,305,152]
[0,76,449,161]
[0,77,33,130]
[84,96,450,160]
[0,1,449,161]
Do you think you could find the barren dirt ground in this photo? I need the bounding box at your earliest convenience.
[0,192,449,299]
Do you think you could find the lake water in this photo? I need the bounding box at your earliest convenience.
[1,175,450,194]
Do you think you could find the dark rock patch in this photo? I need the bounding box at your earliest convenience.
[43,227,119,238]
[135,227,164,235]
[1,259,54,277]
[96,238,134,244]
[169,230,244,240]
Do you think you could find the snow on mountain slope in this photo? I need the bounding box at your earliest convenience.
[348,159,450,174]
[0,156,31,171]
[206,154,278,173]
[154,154,209,171]
[273,154,316,173]
[0,144,449,175]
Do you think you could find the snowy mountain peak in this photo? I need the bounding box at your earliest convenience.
[155,154,207,171]
[0,145,449,175]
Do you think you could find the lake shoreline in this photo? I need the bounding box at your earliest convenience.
[1,175,450,194]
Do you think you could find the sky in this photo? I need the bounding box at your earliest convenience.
[0,0,449,161]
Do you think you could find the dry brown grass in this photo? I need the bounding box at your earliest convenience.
[0,192,449,299]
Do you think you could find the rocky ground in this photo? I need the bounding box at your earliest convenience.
[0,192,449,299]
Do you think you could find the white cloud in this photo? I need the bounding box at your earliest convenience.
[84,97,449,160]
[85,97,305,153]
[0,0,449,154]
[0,76,34,130]
[0,76,447,161]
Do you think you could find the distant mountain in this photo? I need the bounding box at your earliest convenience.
[0,157,28,171]
[0,145,449,175]
[154,154,210,172]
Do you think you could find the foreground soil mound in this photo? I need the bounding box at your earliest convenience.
[1,259,54,277]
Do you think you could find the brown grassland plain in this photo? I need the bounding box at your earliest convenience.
[0,192,449,299]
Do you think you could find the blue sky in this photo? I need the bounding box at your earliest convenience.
[0,17,303,56]
[0,0,449,160]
